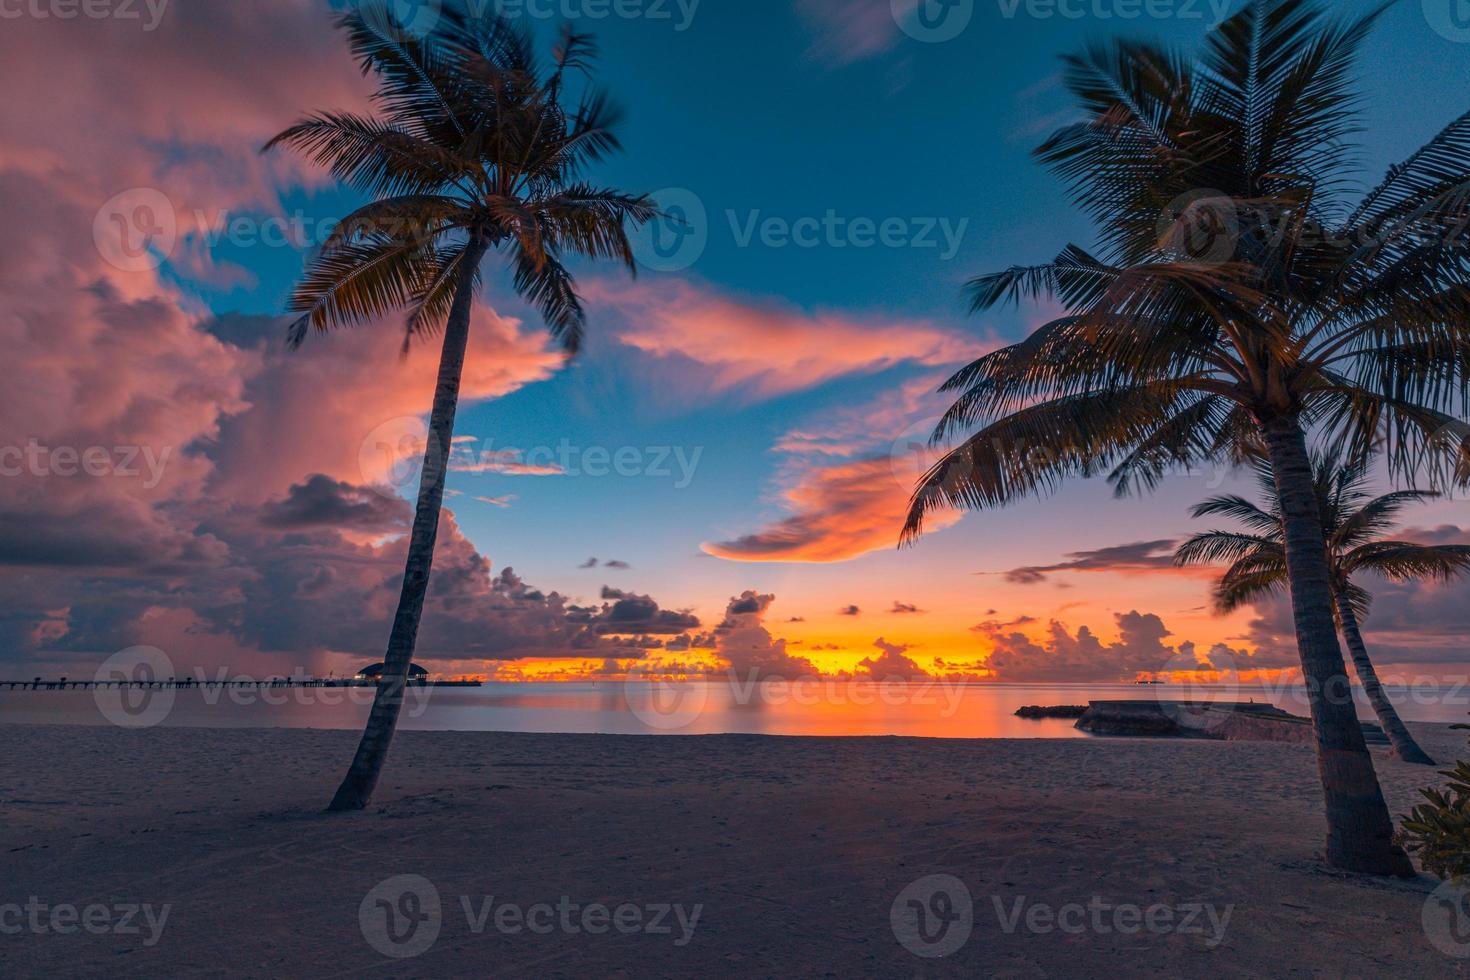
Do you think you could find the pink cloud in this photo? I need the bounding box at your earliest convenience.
[0,6,598,673]
[0,1,368,204]
[794,0,902,65]
[588,279,981,401]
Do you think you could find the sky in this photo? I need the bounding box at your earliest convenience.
[3,0,1470,685]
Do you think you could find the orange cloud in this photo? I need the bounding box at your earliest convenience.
[703,456,963,563]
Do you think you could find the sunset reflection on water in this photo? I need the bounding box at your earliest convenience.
[4,680,1465,736]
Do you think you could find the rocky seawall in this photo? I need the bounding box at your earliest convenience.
[1072,700,1388,744]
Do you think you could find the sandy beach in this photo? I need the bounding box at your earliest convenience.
[3,722,1468,977]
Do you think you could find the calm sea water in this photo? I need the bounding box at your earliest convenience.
[2,680,1467,737]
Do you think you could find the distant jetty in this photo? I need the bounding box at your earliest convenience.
[1,676,482,691]
[1014,704,1088,719]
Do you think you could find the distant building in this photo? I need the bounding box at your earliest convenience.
[354,662,429,682]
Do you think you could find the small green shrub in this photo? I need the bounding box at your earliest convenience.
[1399,726,1470,881]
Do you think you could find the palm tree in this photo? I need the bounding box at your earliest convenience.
[1176,451,1470,766]
[904,0,1470,875]
[265,4,654,811]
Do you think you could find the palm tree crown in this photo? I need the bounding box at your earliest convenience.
[1175,448,1469,765]
[265,5,654,353]
[904,0,1470,536]
[1176,451,1470,618]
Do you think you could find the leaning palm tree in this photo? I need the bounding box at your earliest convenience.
[1176,451,1470,765]
[904,0,1470,875]
[265,4,654,811]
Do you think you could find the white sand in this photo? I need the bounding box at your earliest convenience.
[2,722,1468,976]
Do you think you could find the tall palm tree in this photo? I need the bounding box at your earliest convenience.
[904,0,1470,875]
[1175,451,1470,766]
[265,4,654,811]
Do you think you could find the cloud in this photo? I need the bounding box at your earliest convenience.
[856,637,930,680]
[793,0,902,65]
[603,559,632,570]
[711,591,818,678]
[579,557,599,568]
[588,279,979,402]
[838,604,862,616]
[1241,565,1470,673]
[705,370,992,564]
[890,601,923,614]
[570,587,701,636]
[261,476,409,532]
[975,610,1265,682]
[474,495,516,508]
[773,374,966,458]
[1000,540,1183,585]
[451,448,566,477]
[666,631,718,652]
[703,456,964,563]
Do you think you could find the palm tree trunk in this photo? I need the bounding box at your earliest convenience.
[1334,594,1435,766]
[327,236,489,812]
[1260,414,1414,876]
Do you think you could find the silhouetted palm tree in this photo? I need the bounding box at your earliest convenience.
[265,4,653,811]
[905,0,1470,874]
[1176,451,1470,766]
